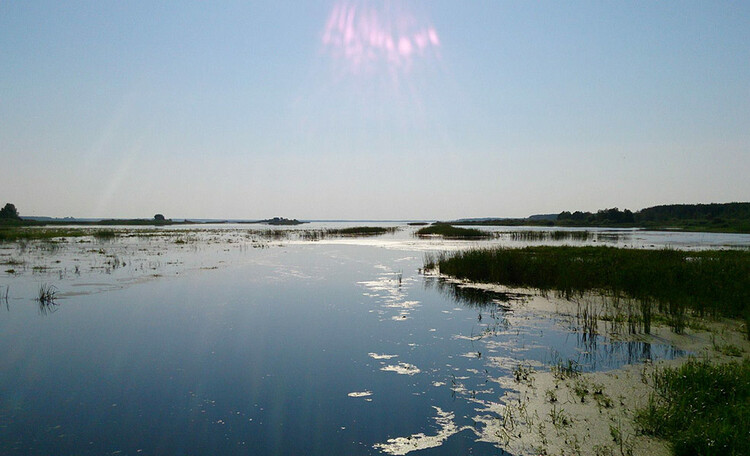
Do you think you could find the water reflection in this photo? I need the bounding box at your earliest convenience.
[38,299,59,316]
[0,228,711,456]
[423,276,527,310]
[425,276,686,375]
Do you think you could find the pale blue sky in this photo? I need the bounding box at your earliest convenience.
[2,1,748,219]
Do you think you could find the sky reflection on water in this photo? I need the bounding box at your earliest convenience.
[0,228,710,455]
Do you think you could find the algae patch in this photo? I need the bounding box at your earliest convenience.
[381,362,421,375]
[373,407,467,455]
[347,391,373,398]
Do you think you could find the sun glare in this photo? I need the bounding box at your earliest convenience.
[322,1,440,76]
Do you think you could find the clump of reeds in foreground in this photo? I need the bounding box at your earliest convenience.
[427,246,750,336]
[416,223,492,239]
[636,358,749,456]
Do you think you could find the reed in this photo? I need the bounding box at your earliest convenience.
[416,224,491,239]
[92,229,117,240]
[428,246,750,335]
[37,283,57,304]
[0,227,91,241]
[504,230,593,241]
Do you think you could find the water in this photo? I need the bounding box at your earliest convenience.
[0,224,744,455]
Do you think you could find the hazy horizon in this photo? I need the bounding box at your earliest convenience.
[2,2,748,220]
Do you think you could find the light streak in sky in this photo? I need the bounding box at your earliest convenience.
[322,1,440,75]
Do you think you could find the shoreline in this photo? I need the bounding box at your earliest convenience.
[436,277,749,455]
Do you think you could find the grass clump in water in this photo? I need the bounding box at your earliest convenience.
[505,230,592,242]
[329,226,396,236]
[298,226,397,240]
[37,283,57,304]
[636,359,750,456]
[416,223,491,239]
[428,246,750,335]
[92,229,117,240]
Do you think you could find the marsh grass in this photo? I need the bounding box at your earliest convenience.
[636,359,750,456]
[428,246,750,335]
[36,283,57,304]
[301,226,397,240]
[92,229,117,240]
[504,230,594,242]
[416,224,491,239]
[0,227,91,241]
[551,358,581,381]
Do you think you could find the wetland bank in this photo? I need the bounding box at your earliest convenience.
[0,223,748,455]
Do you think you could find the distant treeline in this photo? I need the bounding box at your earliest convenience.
[558,202,750,232]
[455,202,750,233]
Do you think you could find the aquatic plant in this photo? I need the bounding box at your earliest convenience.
[504,230,593,242]
[92,229,117,240]
[416,223,492,239]
[636,359,750,456]
[427,246,750,336]
[323,226,397,236]
[0,227,91,241]
[551,358,581,381]
[36,283,57,304]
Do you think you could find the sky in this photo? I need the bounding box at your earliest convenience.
[1,1,748,220]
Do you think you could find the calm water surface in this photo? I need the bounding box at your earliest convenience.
[1,224,743,455]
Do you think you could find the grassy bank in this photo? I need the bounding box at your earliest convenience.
[425,246,750,335]
[416,224,491,239]
[428,246,750,454]
[636,359,749,456]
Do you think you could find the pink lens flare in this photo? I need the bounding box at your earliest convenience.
[322,1,441,74]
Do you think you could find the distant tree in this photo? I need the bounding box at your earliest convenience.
[154,214,166,222]
[0,203,20,220]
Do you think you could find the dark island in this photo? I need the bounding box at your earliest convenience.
[251,217,306,226]
[447,202,750,234]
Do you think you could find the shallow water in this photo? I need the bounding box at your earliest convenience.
[0,224,744,455]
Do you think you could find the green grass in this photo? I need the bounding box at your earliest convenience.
[0,227,121,241]
[426,246,750,335]
[416,224,491,239]
[0,227,91,241]
[636,359,750,456]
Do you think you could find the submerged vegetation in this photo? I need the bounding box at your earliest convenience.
[425,246,750,335]
[636,359,750,456]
